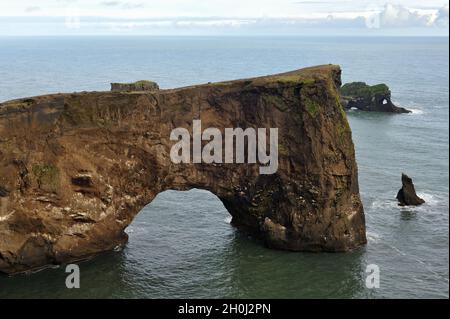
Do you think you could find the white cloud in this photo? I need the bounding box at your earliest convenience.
[0,1,448,35]
[25,6,42,13]
[99,1,145,10]
[435,4,449,27]
[379,3,434,27]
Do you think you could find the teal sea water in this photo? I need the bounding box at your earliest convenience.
[0,36,448,298]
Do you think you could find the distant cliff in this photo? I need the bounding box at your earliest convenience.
[340,82,411,113]
[0,65,366,274]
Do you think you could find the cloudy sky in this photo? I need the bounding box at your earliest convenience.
[0,0,448,35]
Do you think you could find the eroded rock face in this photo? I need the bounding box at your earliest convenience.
[0,65,366,274]
[340,82,411,113]
[396,174,425,206]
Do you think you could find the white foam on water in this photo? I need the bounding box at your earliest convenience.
[408,108,424,115]
[366,230,381,243]
[371,198,398,210]
[371,192,443,213]
[393,99,424,114]
[416,192,439,206]
[125,225,151,236]
[224,216,232,224]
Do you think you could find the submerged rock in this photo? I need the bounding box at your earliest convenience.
[340,82,411,113]
[111,80,159,92]
[0,65,367,274]
[396,174,425,206]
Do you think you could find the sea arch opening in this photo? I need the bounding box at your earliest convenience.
[125,188,236,249]
[122,189,239,291]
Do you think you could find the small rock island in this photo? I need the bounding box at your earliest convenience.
[397,174,425,206]
[340,82,411,113]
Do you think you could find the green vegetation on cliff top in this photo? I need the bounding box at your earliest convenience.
[133,80,156,86]
[340,82,389,99]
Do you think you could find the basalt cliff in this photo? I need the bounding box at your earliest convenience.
[0,65,366,274]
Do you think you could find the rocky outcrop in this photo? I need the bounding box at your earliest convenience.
[0,65,366,274]
[111,80,159,92]
[0,186,9,197]
[340,82,411,113]
[396,174,425,206]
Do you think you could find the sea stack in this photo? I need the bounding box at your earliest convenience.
[340,82,411,113]
[396,173,425,206]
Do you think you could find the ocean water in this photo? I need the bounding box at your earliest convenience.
[0,36,448,299]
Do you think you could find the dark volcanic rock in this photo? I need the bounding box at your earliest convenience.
[111,80,159,92]
[340,82,411,113]
[0,186,9,197]
[396,174,425,206]
[0,65,367,274]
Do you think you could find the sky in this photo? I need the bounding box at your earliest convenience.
[0,0,448,35]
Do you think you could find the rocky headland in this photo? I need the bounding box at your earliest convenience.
[0,65,367,274]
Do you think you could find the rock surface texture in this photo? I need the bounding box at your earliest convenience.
[396,173,425,206]
[0,65,366,274]
[340,82,411,113]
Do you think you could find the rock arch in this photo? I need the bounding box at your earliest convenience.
[0,65,366,274]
